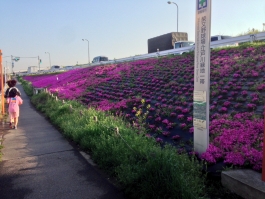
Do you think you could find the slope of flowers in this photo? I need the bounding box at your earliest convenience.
[24,43,265,171]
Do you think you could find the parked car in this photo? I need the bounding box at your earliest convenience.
[64,66,74,71]
[49,65,61,72]
[211,35,238,48]
[211,35,232,42]
[92,56,108,63]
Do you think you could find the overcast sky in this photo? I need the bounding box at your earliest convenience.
[1,0,265,71]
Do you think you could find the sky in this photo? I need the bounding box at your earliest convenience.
[1,0,265,72]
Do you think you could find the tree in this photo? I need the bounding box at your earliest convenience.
[237,28,261,36]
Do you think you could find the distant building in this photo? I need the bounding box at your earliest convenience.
[27,66,38,74]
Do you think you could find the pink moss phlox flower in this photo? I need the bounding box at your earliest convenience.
[207,112,263,170]
[172,135,180,140]
[149,125,156,130]
[187,117,193,122]
[177,114,184,120]
[223,101,231,107]
[170,112,177,117]
[156,137,163,143]
[201,144,223,164]
[155,117,161,122]
[182,108,189,113]
[180,123,187,129]
[166,123,174,129]
[247,103,256,109]
[219,107,227,113]
[162,131,171,136]
[162,119,169,125]
[145,134,151,138]
[241,90,248,96]
[189,127,194,133]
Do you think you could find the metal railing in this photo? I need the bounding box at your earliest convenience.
[31,32,265,74]
[88,31,265,67]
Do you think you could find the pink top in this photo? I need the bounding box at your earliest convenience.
[7,95,23,114]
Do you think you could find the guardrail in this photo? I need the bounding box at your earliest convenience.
[29,32,265,75]
[88,32,265,67]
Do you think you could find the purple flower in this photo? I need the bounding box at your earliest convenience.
[162,131,171,136]
[219,107,227,113]
[187,117,193,122]
[149,125,156,130]
[145,134,151,138]
[155,117,161,122]
[156,138,163,143]
[247,103,256,109]
[182,108,189,114]
[162,119,169,125]
[170,112,177,117]
[172,135,180,140]
[223,101,231,107]
[241,90,248,96]
[177,114,185,120]
[180,123,187,129]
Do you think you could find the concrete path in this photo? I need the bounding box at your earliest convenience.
[0,82,126,199]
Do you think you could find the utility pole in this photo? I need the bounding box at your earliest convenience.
[11,55,14,74]
[38,56,40,72]
[0,50,4,115]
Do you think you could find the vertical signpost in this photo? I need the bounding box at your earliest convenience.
[194,0,211,154]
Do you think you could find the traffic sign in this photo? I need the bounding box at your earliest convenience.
[13,57,20,62]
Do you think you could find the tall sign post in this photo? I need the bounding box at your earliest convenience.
[0,50,4,115]
[193,0,211,154]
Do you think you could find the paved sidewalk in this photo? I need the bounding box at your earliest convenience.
[0,82,126,199]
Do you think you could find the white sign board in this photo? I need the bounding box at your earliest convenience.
[194,0,211,154]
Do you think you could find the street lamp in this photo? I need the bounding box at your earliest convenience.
[82,39,90,64]
[167,1,179,32]
[45,52,51,69]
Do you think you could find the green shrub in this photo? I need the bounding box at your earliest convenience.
[18,77,33,96]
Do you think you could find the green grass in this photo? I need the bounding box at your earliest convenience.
[29,92,207,199]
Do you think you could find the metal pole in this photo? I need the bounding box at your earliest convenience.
[0,50,4,115]
[11,55,13,74]
[261,99,265,182]
[168,1,179,32]
[88,41,90,64]
[49,53,51,69]
[176,4,178,32]
[173,2,178,32]
[4,61,6,87]
[45,52,51,69]
[38,56,40,71]
[82,39,90,64]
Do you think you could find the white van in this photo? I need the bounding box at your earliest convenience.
[174,41,195,54]
[174,41,195,49]
[92,56,108,63]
